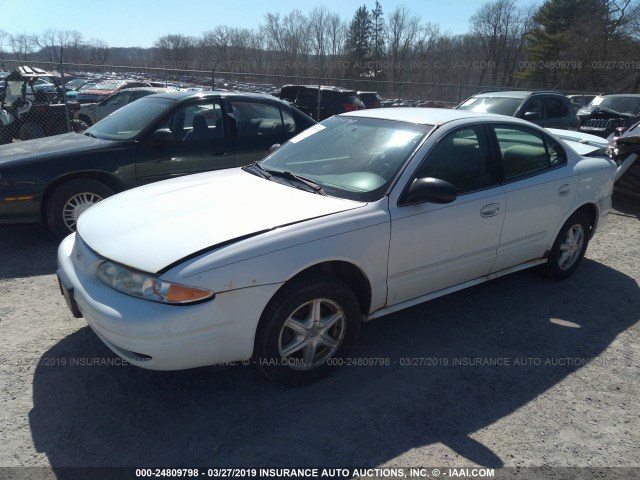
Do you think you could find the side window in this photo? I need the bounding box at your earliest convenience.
[522,98,543,117]
[494,125,566,181]
[545,97,569,119]
[159,101,224,141]
[105,92,131,106]
[131,91,150,101]
[282,108,296,133]
[232,101,284,137]
[415,126,498,194]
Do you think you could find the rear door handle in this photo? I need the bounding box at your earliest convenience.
[558,184,570,197]
[480,203,500,218]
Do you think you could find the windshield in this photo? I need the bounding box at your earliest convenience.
[84,96,176,140]
[259,116,431,201]
[89,80,127,91]
[589,95,640,114]
[457,96,522,116]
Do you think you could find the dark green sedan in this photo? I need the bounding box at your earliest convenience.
[0,91,315,237]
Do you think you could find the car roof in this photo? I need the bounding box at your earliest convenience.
[342,107,525,126]
[113,87,176,94]
[4,65,57,80]
[597,93,640,98]
[471,90,563,99]
[280,84,356,93]
[145,90,290,103]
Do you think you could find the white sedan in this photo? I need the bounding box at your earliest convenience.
[57,108,617,385]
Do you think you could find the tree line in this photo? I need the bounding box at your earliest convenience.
[2,0,640,99]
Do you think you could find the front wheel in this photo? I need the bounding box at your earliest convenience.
[46,179,114,239]
[71,118,89,132]
[544,212,591,280]
[254,276,361,385]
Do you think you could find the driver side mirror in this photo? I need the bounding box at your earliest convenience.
[523,111,540,121]
[152,128,175,143]
[399,177,457,206]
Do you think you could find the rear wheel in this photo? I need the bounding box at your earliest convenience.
[77,115,92,127]
[254,276,361,385]
[46,179,114,239]
[545,212,591,280]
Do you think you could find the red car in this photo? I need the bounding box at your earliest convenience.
[76,80,155,103]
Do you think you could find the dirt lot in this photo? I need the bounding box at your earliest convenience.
[0,196,639,479]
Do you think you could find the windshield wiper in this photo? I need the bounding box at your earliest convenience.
[264,169,326,195]
[242,161,272,179]
[83,131,97,138]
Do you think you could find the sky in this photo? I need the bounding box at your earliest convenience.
[3,0,536,49]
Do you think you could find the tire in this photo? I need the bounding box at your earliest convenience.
[71,118,89,132]
[19,122,45,141]
[544,212,591,280]
[254,276,361,386]
[77,115,92,127]
[46,179,114,239]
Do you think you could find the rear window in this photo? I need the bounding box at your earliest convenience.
[457,96,522,116]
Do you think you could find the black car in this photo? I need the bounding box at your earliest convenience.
[0,91,315,238]
[577,94,640,138]
[456,91,580,130]
[357,91,383,109]
[278,85,365,120]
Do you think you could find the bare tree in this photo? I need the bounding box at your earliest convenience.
[0,29,9,60]
[88,38,110,65]
[153,34,197,69]
[386,6,421,92]
[261,10,310,76]
[10,33,35,61]
[469,0,526,85]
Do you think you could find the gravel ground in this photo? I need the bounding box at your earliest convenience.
[0,195,638,479]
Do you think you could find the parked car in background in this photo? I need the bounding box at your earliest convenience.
[279,84,365,120]
[567,94,596,112]
[56,108,616,385]
[416,100,453,108]
[457,91,579,130]
[77,87,177,126]
[63,78,93,100]
[357,91,383,109]
[577,94,640,138]
[0,91,315,238]
[603,121,640,198]
[76,79,156,103]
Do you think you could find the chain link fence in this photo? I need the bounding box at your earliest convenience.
[0,58,593,142]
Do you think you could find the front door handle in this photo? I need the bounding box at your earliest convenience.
[480,203,500,218]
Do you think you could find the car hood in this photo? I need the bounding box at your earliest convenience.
[77,168,365,273]
[0,133,113,166]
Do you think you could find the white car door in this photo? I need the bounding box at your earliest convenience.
[387,125,506,305]
[490,124,576,272]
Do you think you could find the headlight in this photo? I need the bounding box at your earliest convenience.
[97,261,214,305]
